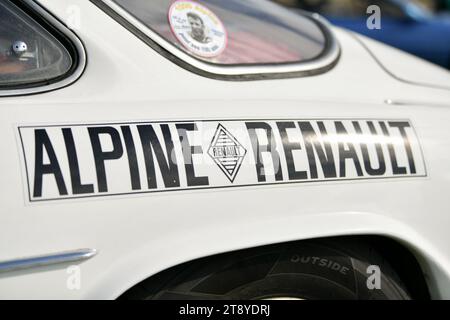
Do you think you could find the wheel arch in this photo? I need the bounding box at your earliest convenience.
[116,235,432,300]
[82,211,450,300]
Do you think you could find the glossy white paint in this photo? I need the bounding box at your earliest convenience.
[0,0,450,299]
[355,33,450,91]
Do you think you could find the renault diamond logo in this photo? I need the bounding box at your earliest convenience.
[208,124,247,182]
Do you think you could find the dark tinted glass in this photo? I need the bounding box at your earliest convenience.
[113,0,327,64]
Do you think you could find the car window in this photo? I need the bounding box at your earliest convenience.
[110,0,328,65]
[0,0,73,89]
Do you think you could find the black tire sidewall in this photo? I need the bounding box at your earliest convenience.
[153,241,410,300]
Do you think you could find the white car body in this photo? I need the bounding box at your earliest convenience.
[1,0,450,299]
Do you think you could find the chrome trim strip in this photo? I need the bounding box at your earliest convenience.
[94,0,340,80]
[0,0,87,97]
[385,99,450,107]
[0,248,97,273]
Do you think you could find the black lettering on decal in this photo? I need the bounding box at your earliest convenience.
[298,121,336,179]
[246,122,283,182]
[352,121,386,176]
[335,121,363,177]
[62,128,94,194]
[379,121,407,175]
[22,119,424,202]
[121,126,141,190]
[176,123,209,187]
[277,122,307,180]
[389,122,417,174]
[137,124,180,189]
[33,129,68,197]
[88,126,124,193]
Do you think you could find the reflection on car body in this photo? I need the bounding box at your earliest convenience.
[276,0,450,69]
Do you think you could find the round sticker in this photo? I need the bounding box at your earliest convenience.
[168,0,227,58]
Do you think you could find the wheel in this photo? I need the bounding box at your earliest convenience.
[122,239,411,300]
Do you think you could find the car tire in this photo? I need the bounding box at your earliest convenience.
[122,239,411,300]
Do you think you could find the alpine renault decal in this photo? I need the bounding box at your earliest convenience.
[18,119,426,202]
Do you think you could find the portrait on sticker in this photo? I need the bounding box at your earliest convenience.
[168,0,227,58]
